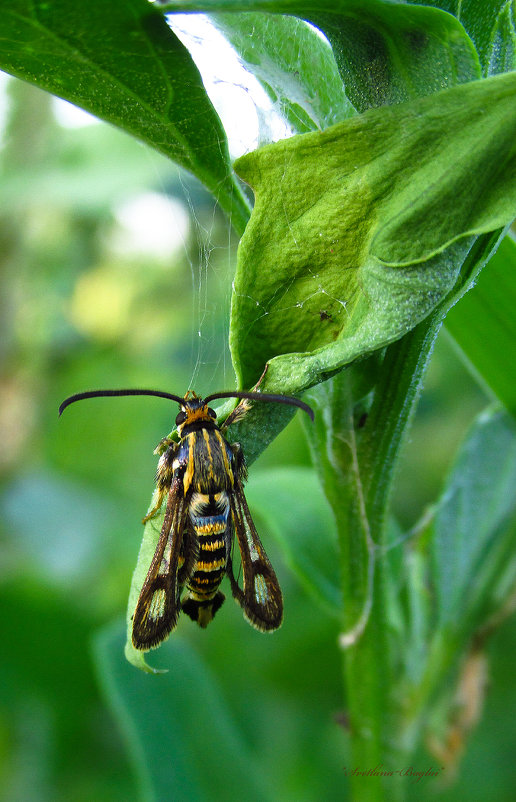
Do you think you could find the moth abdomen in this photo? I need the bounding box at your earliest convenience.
[182,591,226,628]
[183,490,231,627]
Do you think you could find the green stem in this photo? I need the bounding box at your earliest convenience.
[362,317,444,540]
[350,318,444,801]
[308,315,450,802]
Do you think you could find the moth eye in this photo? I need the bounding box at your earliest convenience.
[175,411,187,425]
[208,407,217,419]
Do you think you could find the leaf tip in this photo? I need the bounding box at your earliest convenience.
[124,638,168,675]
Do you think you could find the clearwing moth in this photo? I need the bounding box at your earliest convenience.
[59,388,314,650]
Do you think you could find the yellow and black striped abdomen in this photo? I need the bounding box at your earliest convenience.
[181,490,230,627]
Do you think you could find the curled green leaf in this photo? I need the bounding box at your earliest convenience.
[229,72,516,391]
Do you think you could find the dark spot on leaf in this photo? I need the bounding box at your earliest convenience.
[334,710,350,730]
[357,412,368,429]
[404,28,429,54]
[316,16,391,108]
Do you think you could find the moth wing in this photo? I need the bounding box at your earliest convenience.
[132,477,192,650]
[228,480,283,631]
[177,522,198,586]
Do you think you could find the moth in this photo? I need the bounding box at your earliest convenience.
[59,387,314,650]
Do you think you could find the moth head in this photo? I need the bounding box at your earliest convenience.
[175,396,217,433]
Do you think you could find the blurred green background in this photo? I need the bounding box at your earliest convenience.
[1,78,515,801]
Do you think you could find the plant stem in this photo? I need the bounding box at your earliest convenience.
[307,312,445,801]
[354,319,444,800]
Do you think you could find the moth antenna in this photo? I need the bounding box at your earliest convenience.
[58,389,186,416]
[204,391,314,422]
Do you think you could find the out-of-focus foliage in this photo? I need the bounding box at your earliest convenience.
[445,235,516,416]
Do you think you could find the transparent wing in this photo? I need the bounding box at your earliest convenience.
[132,477,192,650]
[228,479,283,631]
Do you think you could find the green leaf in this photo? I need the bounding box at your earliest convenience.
[446,235,516,418]
[161,0,481,110]
[228,72,516,391]
[210,12,354,133]
[0,0,250,232]
[310,2,480,111]
[462,0,516,76]
[486,1,516,75]
[422,0,516,77]
[403,549,433,682]
[431,406,516,627]
[95,621,271,802]
[245,467,340,614]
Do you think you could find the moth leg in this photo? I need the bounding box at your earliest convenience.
[231,442,248,483]
[154,436,175,456]
[142,439,178,523]
[222,398,251,431]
